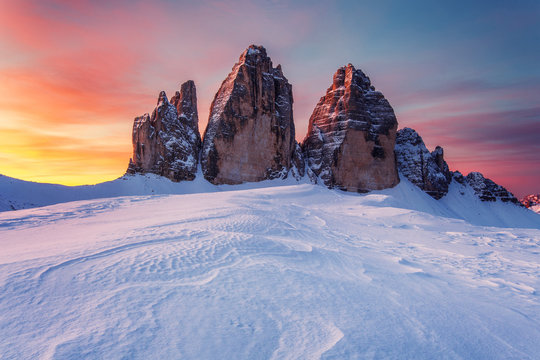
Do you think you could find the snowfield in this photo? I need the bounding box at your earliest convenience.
[0,178,539,359]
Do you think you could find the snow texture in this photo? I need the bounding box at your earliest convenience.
[0,177,539,359]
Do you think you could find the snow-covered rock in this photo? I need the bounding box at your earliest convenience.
[464,171,520,204]
[170,80,201,151]
[521,194,540,214]
[302,64,399,192]
[201,45,301,184]
[395,127,451,199]
[127,81,201,182]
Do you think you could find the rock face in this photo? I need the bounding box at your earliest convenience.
[201,45,301,184]
[170,80,201,150]
[395,128,452,199]
[521,194,540,208]
[394,128,519,203]
[302,64,399,192]
[521,194,540,213]
[465,172,520,204]
[127,81,201,181]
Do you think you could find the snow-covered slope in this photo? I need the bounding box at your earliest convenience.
[0,183,539,359]
[0,172,304,212]
[1,173,538,228]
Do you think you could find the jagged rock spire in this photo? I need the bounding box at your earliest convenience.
[395,127,451,199]
[201,45,303,184]
[127,81,201,181]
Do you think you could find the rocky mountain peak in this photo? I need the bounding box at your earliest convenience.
[395,127,451,199]
[156,90,169,107]
[127,81,201,181]
[239,45,270,68]
[170,80,200,145]
[201,45,303,185]
[395,128,524,204]
[332,63,373,92]
[302,64,399,192]
[431,146,452,183]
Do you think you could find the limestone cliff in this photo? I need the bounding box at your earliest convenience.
[302,64,399,192]
[201,45,301,184]
[127,81,201,181]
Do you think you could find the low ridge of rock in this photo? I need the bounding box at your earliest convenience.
[521,194,540,208]
[201,45,300,184]
[302,64,399,192]
[395,127,451,199]
[127,81,201,181]
[465,172,520,204]
[521,194,540,214]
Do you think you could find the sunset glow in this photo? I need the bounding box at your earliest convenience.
[0,0,538,195]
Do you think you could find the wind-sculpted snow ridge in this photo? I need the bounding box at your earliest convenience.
[1,184,539,359]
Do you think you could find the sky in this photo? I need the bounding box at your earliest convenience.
[0,0,539,197]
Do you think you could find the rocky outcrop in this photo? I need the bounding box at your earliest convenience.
[302,64,399,192]
[521,194,540,208]
[521,194,540,213]
[170,80,201,150]
[201,45,300,184]
[394,128,519,203]
[465,172,520,204]
[127,81,201,181]
[395,128,452,199]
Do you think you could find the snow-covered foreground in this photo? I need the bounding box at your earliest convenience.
[1,183,539,359]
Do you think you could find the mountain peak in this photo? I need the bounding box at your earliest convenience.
[302,64,398,192]
[157,90,169,107]
[239,45,269,67]
[201,45,301,184]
